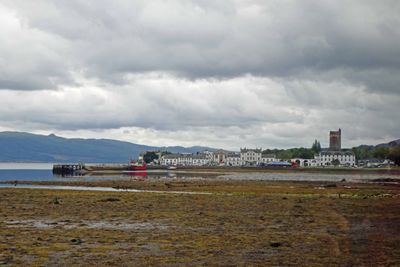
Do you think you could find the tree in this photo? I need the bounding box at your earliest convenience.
[331,159,340,166]
[143,151,159,164]
[388,147,400,166]
[311,140,321,154]
[372,147,389,159]
[352,146,373,160]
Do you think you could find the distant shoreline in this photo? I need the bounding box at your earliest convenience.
[147,166,400,175]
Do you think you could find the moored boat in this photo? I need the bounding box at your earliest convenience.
[167,165,177,170]
[129,160,147,171]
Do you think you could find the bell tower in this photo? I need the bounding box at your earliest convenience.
[329,128,341,151]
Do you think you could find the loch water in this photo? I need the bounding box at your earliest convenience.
[0,163,399,183]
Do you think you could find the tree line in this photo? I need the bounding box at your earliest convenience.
[141,140,400,166]
[352,146,400,165]
[262,140,400,165]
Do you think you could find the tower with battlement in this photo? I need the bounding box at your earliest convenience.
[329,128,341,151]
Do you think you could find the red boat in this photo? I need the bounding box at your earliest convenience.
[129,160,147,171]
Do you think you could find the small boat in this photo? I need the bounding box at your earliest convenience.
[129,160,147,171]
[167,165,177,170]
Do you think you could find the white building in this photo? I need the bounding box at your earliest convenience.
[160,153,211,166]
[225,152,241,166]
[213,150,228,165]
[240,148,262,166]
[161,154,179,166]
[261,153,276,164]
[315,150,356,167]
[308,159,320,167]
[192,154,210,166]
[290,158,319,167]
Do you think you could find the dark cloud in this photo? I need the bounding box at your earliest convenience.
[0,1,399,148]
[2,0,399,91]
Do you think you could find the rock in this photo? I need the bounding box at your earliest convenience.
[100,197,120,202]
[70,238,83,245]
[323,183,337,188]
[270,241,289,248]
[270,242,283,247]
[0,255,13,265]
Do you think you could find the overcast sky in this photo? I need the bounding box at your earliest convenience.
[0,0,399,150]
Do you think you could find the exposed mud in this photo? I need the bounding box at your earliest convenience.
[5,219,169,231]
[1,180,399,266]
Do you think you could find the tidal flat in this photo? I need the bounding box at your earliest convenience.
[1,180,399,266]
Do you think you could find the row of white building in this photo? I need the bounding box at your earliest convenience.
[158,148,356,167]
[291,150,356,167]
[160,148,276,167]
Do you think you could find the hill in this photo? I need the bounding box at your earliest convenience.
[0,132,217,163]
[375,139,400,148]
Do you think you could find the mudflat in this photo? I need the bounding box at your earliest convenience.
[1,180,399,266]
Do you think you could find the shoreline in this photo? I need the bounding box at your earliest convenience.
[1,179,399,266]
[64,165,400,177]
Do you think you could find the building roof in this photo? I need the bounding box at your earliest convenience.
[320,151,355,156]
[192,154,207,159]
[240,148,262,153]
[163,153,208,159]
[261,153,275,158]
[162,154,180,159]
[267,161,292,166]
[213,149,228,155]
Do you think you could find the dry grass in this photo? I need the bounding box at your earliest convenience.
[0,180,399,266]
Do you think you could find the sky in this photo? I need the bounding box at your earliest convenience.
[0,0,399,150]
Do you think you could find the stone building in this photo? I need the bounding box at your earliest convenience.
[225,152,241,166]
[240,148,262,166]
[314,129,355,166]
[329,128,341,151]
[315,150,355,166]
[213,149,228,165]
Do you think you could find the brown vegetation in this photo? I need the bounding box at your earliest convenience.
[1,180,399,266]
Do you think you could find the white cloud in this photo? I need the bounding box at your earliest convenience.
[0,0,399,148]
[0,73,398,148]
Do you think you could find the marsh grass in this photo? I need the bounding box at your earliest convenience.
[0,180,399,266]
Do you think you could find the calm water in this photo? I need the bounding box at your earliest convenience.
[0,184,211,195]
[0,163,399,183]
[0,163,195,182]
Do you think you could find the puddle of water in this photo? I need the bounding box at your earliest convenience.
[220,172,400,182]
[0,183,211,195]
[5,219,168,231]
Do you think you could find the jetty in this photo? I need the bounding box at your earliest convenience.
[52,164,85,175]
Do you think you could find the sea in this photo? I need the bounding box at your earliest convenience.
[0,163,399,183]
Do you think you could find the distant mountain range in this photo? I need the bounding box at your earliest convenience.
[355,139,400,150]
[0,131,398,163]
[0,132,218,163]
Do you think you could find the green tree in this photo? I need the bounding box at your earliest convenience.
[143,151,159,164]
[311,140,321,154]
[331,159,340,166]
[352,146,373,160]
[388,147,400,166]
[372,147,389,159]
[277,150,292,160]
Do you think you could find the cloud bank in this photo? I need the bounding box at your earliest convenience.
[0,0,399,149]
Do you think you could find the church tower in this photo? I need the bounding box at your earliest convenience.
[329,128,341,151]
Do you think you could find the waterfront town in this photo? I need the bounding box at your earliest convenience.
[145,129,363,168]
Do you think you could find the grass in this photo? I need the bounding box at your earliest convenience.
[0,179,399,266]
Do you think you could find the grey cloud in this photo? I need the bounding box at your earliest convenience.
[0,74,398,149]
[0,1,399,148]
[2,0,399,93]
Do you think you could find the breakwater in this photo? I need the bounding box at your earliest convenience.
[52,164,84,175]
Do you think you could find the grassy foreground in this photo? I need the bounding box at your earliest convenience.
[1,180,399,266]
